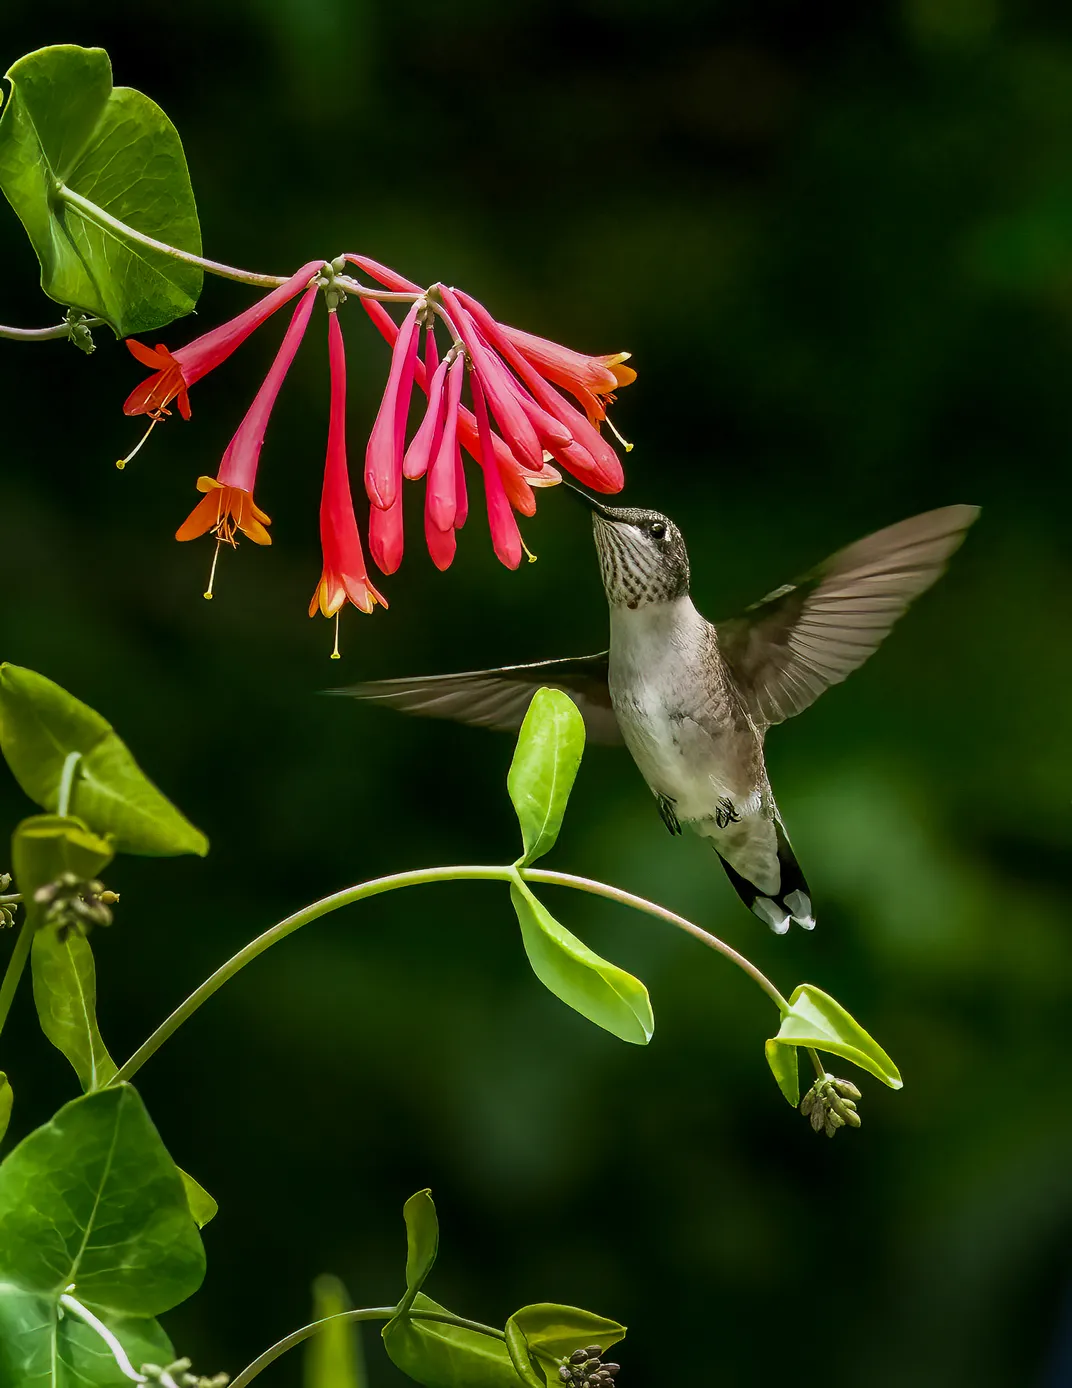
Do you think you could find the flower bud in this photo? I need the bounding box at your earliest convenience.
[800,1074,864,1139]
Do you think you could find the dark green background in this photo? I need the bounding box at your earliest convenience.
[2,3,1070,1385]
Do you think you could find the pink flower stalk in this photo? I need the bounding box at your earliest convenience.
[403,355,449,480]
[176,286,318,556]
[426,356,465,533]
[123,260,324,423]
[344,254,422,294]
[365,301,421,510]
[309,312,386,627]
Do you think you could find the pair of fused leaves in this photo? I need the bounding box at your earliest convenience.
[507,690,653,1046]
[384,1190,624,1388]
[0,44,202,335]
[765,984,903,1107]
[0,666,214,1224]
[0,1085,204,1388]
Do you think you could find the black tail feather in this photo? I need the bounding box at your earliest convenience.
[717,819,814,934]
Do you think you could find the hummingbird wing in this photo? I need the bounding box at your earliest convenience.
[330,653,622,744]
[717,504,979,726]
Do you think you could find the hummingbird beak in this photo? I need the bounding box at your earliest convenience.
[561,481,616,520]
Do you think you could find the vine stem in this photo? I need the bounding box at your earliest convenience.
[111,864,787,1087]
[0,318,104,341]
[52,185,429,306]
[55,183,289,288]
[0,923,33,1040]
[227,1305,528,1388]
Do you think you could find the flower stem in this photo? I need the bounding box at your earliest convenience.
[523,868,791,1011]
[0,923,32,1041]
[0,318,104,341]
[54,183,291,288]
[112,864,789,1088]
[59,1294,146,1383]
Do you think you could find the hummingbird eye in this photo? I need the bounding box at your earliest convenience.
[648,520,667,540]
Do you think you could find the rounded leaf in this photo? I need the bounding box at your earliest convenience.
[0,45,202,335]
[506,1305,626,1388]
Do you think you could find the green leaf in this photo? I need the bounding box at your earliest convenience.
[14,814,117,1093]
[0,1073,11,1143]
[510,881,653,1045]
[0,1085,204,1387]
[507,689,585,866]
[505,1306,626,1388]
[0,44,202,336]
[764,1036,800,1107]
[383,1293,519,1388]
[305,1275,367,1388]
[179,1170,218,1230]
[772,984,903,1089]
[397,1189,440,1315]
[0,665,208,856]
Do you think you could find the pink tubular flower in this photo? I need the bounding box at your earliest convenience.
[309,312,387,633]
[123,260,324,423]
[470,372,522,570]
[176,286,319,578]
[365,300,421,510]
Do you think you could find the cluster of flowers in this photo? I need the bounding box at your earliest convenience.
[120,255,636,650]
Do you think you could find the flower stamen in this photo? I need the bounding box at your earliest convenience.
[203,538,223,600]
[604,413,633,453]
[331,612,342,660]
[116,417,162,470]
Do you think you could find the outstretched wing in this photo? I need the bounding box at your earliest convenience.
[717,505,980,726]
[331,652,621,744]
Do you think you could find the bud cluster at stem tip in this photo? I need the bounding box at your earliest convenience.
[116,251,637,653]
[800,1075,863,1138]
[559,1345,621,1386]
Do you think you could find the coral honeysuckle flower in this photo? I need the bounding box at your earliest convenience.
[365,300,421,511]
[176,285,319,593]
[470,371,523,570]
[310,312,386,653]
[118,260,324,466]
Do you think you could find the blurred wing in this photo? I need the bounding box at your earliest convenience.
[331,653,622,744]
[717,505,980,726]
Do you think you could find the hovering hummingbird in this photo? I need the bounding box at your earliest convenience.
[339,498,979,933]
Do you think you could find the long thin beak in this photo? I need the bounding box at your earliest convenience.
[561,480,616,519]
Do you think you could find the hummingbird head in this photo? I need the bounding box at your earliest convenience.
[580,496,690,608]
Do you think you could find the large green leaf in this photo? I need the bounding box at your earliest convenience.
[505,1305,626,1388]
[0,44,202,335]
[384,1293,520,1388]
[0,665,208,856]
[0,1086,204,1387]
[305,1276,367,1388]
[771,984,903,1088]
[511,881,653,1045]
[507,690,585,867]
[14,814,117,1093]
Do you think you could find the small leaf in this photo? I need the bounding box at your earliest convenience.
[764,1037,799,1107]
[305,1275,367,1388]
[511,881,653,1045]
[0,44,202,335]
[508,689,585,866]
[0,1085,203,1387]
[13,813,117,1092]
[180,1169,218,1230]
[399,1189,440,1310]
[506,1305,626,1388]
[383,1292,518,1388]
[0,664,208,856]
[773,984,903,1088]
[0,1074,11,1144]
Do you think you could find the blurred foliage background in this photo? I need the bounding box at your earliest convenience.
[2,1,1070,1385]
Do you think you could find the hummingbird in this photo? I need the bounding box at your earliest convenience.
[338,498,979,933]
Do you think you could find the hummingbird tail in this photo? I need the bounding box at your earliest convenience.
[716,818,815,934]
